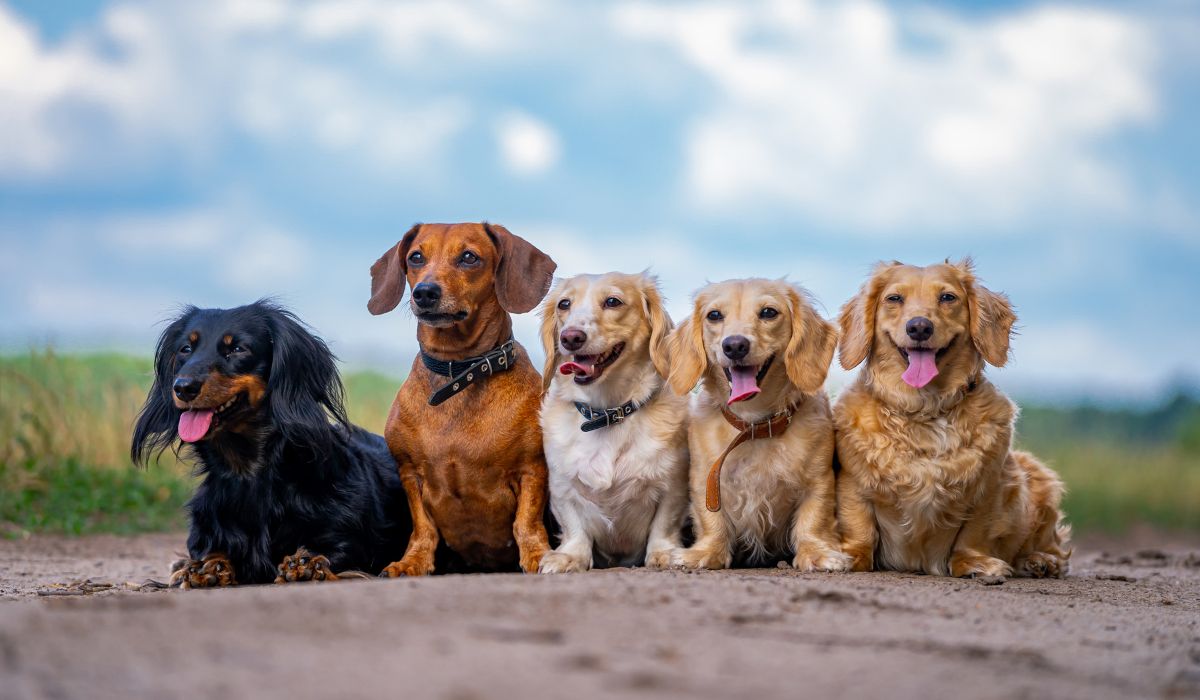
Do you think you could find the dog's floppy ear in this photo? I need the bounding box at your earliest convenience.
[368,224,421,316]
[131,309,194,465]
[539,279,565,393]
[958,258,1016,367]
[784,285,838,393]
[667,300,707,395]
[263,303,349,452]
[640,274,675,380]
[838,262,896,370]
[484,222,557,313]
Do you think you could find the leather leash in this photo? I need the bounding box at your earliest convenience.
[421,338,517,406]
[705,403,797,512]
[573,385,661,432]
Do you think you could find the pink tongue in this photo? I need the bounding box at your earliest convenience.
[902,349,939,388]
[178,409,214,443]
[559,361,595,378]
[728,367,760,405]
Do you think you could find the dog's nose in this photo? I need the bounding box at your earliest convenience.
[906,316,934,342]
[722,335,751,362]
[560,328,587,352]
[412,282,442,310]
[173,377,203,402]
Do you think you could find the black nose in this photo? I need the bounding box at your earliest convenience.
[906,316,934,342]
[560,328,587,352]
[722,335,750,362]
[412,282,442,310]
[173,377,203,402]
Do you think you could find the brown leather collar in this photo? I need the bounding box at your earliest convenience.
[705,402,798,512]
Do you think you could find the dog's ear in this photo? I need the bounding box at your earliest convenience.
[539,279,565,393]
[838,262,896,370]
[368,224,421,316]
[784,286,838,393]
[484,223,557,313]
[958,258,1016,367]
[640,274,675,380]
[667,305,707,396]
[131,309,194,466]
[264,304,349,451]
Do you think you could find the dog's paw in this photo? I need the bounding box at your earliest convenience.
[539,551,587,574]
[380,556,434,578]
[169,553,237,589]
[1017,551,1066,579]
[644,548,674,570]
[275,547,339,584]
[951,554,1013,580]
[670,546,730,570]
[793,546,851,573]
[520,546,549,574]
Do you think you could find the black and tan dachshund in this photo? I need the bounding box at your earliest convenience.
[131,300,410,587]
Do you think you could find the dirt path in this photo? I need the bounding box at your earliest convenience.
[2,534,1199,700]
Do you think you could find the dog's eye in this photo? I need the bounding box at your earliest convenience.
[459,251,480,266]
[604,297,623,308]
[759,307,779,320]
[179,344,192,355]
[706,310,724,322]
[939,292,958,303]
[407,251,425,266]
[885,294,903,303]
[557,299,571,310]
[231,345,246,354]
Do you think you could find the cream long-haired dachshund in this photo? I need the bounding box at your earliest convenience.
[834,259,1071,579]
[537,272,690,572]
[667,279,847,571]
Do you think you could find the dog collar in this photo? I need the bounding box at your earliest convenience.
[420,338,517,406]
[573,385,661,433]
[705,402,798,512]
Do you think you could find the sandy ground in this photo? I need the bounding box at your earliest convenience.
[1,534,1199,700]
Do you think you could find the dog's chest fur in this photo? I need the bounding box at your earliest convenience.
[542,391,687,559]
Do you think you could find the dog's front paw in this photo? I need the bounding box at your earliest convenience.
[539,551,587,574]
[1017,551,1066,579]
[275,547,339,583]
[950,554,1013,579]
[519,545,549,574]
[380,555,434,578]
[670,546,730,570]
[169,553,237,589]
[793,545,851,573]
[645,548,674,570]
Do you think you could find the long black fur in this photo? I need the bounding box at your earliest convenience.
[131,300,411,584]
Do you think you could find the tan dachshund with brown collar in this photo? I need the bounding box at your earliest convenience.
[368,222,556,575]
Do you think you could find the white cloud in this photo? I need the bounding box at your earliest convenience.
[496,112,562,175]
[614,0,1159,231]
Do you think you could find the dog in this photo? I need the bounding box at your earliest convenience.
[131,301,411,587]
[537,272,689,572]
[833,259,1071,578]
[367,222,556,575]
[665,279,846,571]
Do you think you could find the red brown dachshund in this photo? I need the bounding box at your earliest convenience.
[368,222,556,575]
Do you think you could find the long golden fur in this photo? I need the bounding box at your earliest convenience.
[537,272,689,571]
[667,279,847,571]
[834,259,1071,578]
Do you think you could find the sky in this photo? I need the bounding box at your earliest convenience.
[1,0,1198,402]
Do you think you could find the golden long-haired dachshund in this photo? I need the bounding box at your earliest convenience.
[834,259,1071,578]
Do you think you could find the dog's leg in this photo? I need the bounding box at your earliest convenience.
[381,466,439,577]
[169,553,237,589]
[644,468,688,569]
[514,463,551,573]
[671,501,731,570]
[949,510,1014,579]
[835,476,877,572]
[274,547,340,583]
[790,473,850,572]
[539,498,593,574]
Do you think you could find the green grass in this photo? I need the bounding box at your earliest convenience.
[1,349,1197,538]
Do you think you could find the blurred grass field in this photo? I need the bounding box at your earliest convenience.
[1,350,1197,538]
